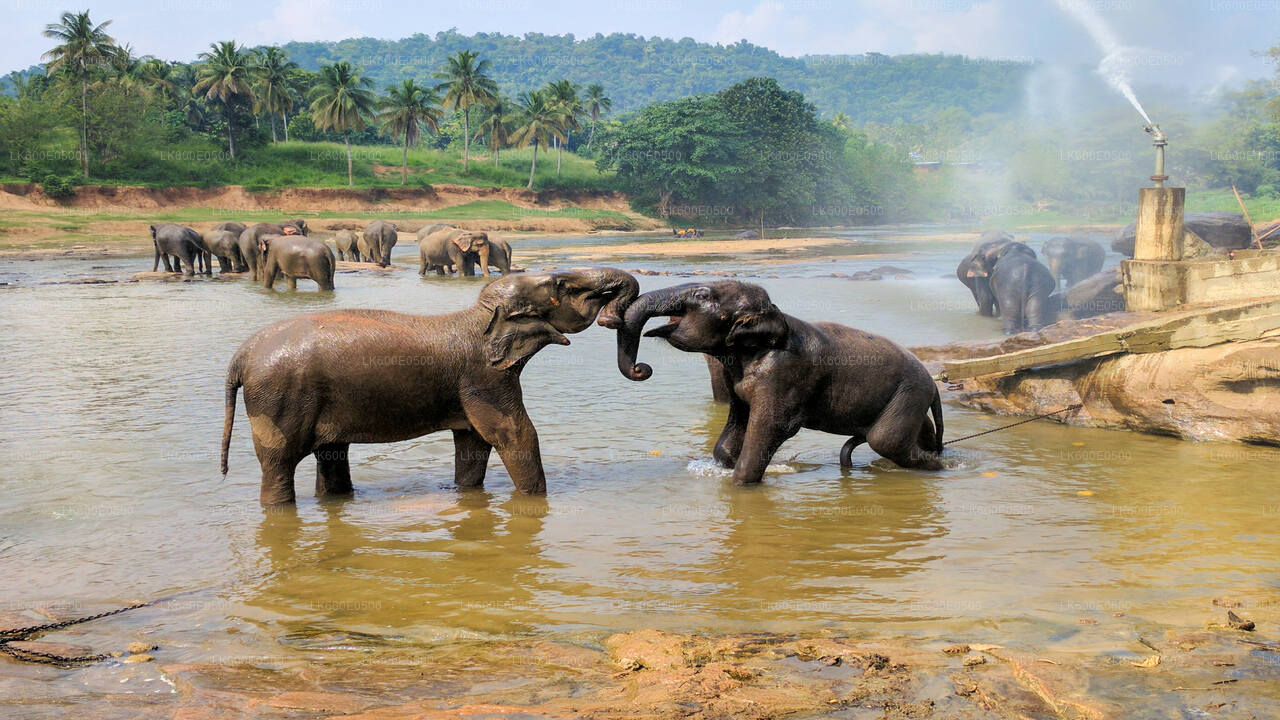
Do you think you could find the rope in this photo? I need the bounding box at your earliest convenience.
[944,404,1082,446]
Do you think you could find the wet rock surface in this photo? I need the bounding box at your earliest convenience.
[1113,212,1253,256]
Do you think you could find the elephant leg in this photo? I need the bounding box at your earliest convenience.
[180,251,196,276]
[1001,298,1024,335]
[1025,293,1050,331]
[452,429,492,488]
[262,261,278,289]
[839,435,866,468]
[435,264,446,276]
[314,443,353,497]
[160,252,174,273]
[866,392,944,471]
[712,395,748,467]
[153,243,161,272]
[203,250,213,276]
[464,396,546,494]
[731,401,801,485]
[287,275,297,291]
[705,354,732,403]
[216,255,231,273]
[477,245,491,276]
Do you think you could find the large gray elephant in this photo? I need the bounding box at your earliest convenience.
[616,280,944,482]
[333,229,360,262]
[415,223,458,273]
[959,241,1056,334]
[238,220,309,281]
[150,223,204,276]
[418,228,494,276]
[363,220,398,267]
[1041,236,1104,289]
[258,233,335,291]
[957,230,1014,317]
[221,268,640,505]
[202,229,246,273]
[212,221,247,236]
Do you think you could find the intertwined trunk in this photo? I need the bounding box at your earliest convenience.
[616,285,690,381]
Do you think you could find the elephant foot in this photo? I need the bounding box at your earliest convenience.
[315,443,353,497]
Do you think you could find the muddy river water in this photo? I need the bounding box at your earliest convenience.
[1,226,1278,714]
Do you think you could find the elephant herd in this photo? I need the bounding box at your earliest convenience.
[148,219,513,292]
[221,270,946,505]
[956,231,1106,334]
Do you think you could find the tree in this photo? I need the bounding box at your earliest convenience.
[378,79,443,185]
[252,47,299,143]
[193,41,254,160]
[831,112,851,132]
[474,96,514,167]
[583,83,611,149]
[433,50,497,173]
[545,79,582,176]
[309,61,376,186]
[42,10,116,179]
[511,90,566,189]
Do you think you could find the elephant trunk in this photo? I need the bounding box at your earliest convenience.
[616,285,689,381]
[585,268,642,330]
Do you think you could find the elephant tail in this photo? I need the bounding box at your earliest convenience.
[930,389,944,453]
[221,355,244,476]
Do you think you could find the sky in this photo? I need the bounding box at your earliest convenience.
[4,0,1278,91]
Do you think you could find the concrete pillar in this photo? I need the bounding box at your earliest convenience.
[1133,187,1185,261]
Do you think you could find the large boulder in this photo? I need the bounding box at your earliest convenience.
[1113,212,1252,256]
[1063,266,1124,319]
[733,230,759,239]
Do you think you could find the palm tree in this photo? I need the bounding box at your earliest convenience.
[378,79,443,185]
[193,41,254,160]
[433,50,498,173]
[138,58,179,104]
[42,10,117,179]
[832,112,852,132]
[474,96,514,167]
[309,61,377,186]
[251,47,299,143]
[583,83,611,149]
[544,79,582,177]
[511,90,566,189]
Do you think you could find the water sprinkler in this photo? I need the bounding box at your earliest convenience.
[1144,124,1167,188]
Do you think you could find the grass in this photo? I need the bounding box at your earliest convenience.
[1187,189,1280,223]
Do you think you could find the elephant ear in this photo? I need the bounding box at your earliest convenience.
[452,233,471,252]
[725,304,788,350]
[484,306,569,371]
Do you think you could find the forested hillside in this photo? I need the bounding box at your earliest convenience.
[280,32,1032,123]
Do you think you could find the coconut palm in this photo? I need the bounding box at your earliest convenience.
[42,10,117,179]
[473,96,515,167]
[511,90,566,189]
[251,47,299,143]
[832,112,852,132]
[138,58,179,104]
[583,83,611,149]
[433,50,498,173]
[193,41,254,160]
[378,79,443,185]
[309,61,377,186]
[544,79,582,177]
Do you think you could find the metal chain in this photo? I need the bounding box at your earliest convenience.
[0,601,153,666]
[944,404,1083,446]
[0,641,112,666]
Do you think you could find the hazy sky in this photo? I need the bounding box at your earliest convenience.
[5,0,1278,90]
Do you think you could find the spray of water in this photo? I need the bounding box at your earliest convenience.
[1053,0,1153,123]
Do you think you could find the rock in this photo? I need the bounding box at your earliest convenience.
[5,640,94,659]
[849,270,882,281]
[266,691,375,713]
[734,230,759,239]
[1113,212,1253,256]
[1180,230,1216,260]
[1227,611,1256,631]
[942,644,970,655]
[962,653,987,666]
[605,629,687,671]
[1064,266,1124,319]
[127,641,155,653]
[0,610,46,633]
[123,653,154,663]
[871,265,914,277]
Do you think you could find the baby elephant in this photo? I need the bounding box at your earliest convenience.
[221,268,640,505]
[617,281,944,483]
[333,229,361,262]
[258,233,335,291]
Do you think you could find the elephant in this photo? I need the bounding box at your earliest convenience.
[238,220,309,282]
[220,267,641,505]
[419,228,495,277]
[960,241,1057,334]
[1041,236,1105,289]
[150,223,204,276]
[258,233,336,291]
[212,221,247,236]
[202,229,247,273]
[416,223,458,273]
[616,280,945,483]
[333,229,360,262]
[470,237,513,276]
[363,220,399,267]
[957,230,1014,317]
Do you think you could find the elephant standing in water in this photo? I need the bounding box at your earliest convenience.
[616,280,945,483]
[239,220,309,281]
[333,230,360,262]
[363,220,399,267]
[202,229,246,273]
[957,230,1014,317]
[221,268,640,505]
[960,241,1056,334]
[151,223,204,276]
[419,228,499,276]
[1041,236,1105,289]
[258,233,336,291]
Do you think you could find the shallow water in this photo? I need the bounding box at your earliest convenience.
[1,227,1277,694]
